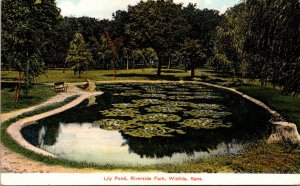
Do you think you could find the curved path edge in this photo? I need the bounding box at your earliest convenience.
[197,82,300,144]
[5,88,103,158]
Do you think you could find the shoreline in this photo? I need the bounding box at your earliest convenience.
[1,81,299,173]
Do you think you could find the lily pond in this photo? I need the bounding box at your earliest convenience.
[22,83,272,166]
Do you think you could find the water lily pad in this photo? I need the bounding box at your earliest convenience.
[184,109,231,118]
[140,93,167,99]
[159,84,179,89]
[122,123,175,138]
[145,105,185,113]
[141,85,165,93]
[136,113,181,123]
[112,103,137,108]
[175,129,186,134]
[100,108,140,117]
[169,87,190,92]
[189,103,223,110]
[180,119,232,129]
[165,101,197,108]
[168,95,197,101]
[132,99,164,107]
[95,119,135,130]
[113,91,141,96]
[167,91,193,95]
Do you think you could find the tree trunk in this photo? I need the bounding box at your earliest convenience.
[168,58,171,69]
[15,71,24,103]
[157,54,163,76]
[112,58,117,80]
[191,58,195,78]
[157,61,162,76]
[126,58,129,70]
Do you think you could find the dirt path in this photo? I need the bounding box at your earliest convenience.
[0,84,108,173]
[0,143,101,173]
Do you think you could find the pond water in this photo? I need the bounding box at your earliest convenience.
[22,83,271,166]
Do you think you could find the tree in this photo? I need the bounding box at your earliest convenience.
[209,3,247,78]
[35,0,62,67]
[244,0,300,94]
[101,32,123,79]
[2,0,61,101]
[180,39,206,78]
[183,4,222,60]
[127,0,189,76]
[66,32,94,78]
[88,36,102,69]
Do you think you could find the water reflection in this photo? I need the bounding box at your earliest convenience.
[21,83,272,166]
[24,122,244,166]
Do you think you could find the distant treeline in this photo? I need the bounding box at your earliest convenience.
[2,0,299,94]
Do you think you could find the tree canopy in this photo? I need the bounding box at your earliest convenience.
[2,0,299,95]
[66,32,94,77]
[209,0,300,94]
[126,0,190,76]
[2,0,61,95]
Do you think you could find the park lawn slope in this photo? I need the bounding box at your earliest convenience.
[1,85,56,113]
[1,69,192,83]
[237,85,300,130]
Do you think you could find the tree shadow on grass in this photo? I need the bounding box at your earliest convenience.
[161,69,187,74]
[104,73,192,81]
[1,77,19,82]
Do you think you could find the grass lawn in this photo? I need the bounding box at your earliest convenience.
[2,68,191,83]
[1,85,56,113]
[1,68,234,83]
[237,86,300,130]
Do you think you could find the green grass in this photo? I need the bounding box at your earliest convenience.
[237,86,300,130]
[2,68,193,83]
[1,85,56,113]
[160,142,300,173]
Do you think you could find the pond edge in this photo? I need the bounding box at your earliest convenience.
[6,90,103,158]
[4,80,300,160]
[198,82,300,144]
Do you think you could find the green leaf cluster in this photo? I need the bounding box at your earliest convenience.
[66,32,94,77]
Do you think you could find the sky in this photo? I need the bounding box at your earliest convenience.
[56,0,241,20]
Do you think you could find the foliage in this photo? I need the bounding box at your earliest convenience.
[180,38,206,77]
[243,0,300,94]
[183,4,223,59]
[66,32,94,77]
[127,0,190,76]
[2,0,61,94]
[209,3,247,78]
[210,0,300,94]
